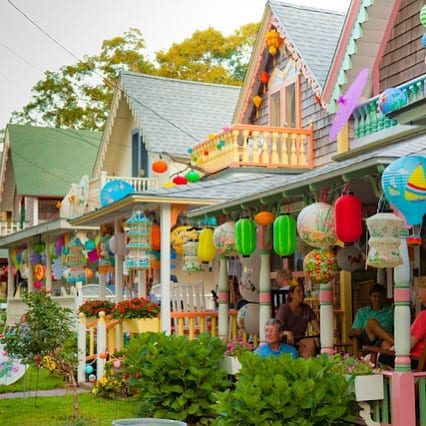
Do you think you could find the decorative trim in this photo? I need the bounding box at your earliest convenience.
[0,134,10,204]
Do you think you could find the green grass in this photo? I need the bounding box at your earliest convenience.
[0,392,139,425]
[0,366,64,393]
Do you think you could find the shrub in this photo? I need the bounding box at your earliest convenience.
[124,332,230,425]
[112,297,160,319]
[225,338,254,357]
[214,352,354,425]
[78,300,114,317]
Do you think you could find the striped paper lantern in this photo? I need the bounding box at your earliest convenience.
[273,214,296,257]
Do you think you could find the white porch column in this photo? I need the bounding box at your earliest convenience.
[27,241,34,293]
[319,282,334,354]
[137,270,146,298]
[99,273,106,300]
[160,204,171,334]
[259,250,271,342]
[7,249,14,299]
[45,240,52,292]
[114,220,124,302]
[218,255,229,339]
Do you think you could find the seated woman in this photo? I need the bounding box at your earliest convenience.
[410,276,426,369]
[275,283,319,359]
[254,318,299,359]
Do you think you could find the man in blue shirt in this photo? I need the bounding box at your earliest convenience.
[255,318,299,359]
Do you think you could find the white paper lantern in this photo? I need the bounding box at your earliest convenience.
[182,240,204,272]
[337,246,364,272]
[213,221,236,256]
[237,303,259,335]
[109,232,126,257]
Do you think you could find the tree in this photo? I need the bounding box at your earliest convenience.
[155,23,258,85]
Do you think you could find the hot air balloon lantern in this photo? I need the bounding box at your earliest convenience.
[303,249,338,285]
[382,155,426,245]
[197,228,216,263]
[213,221,236,256]
[125,210,151,270]
[66,236,86,284]
[334,192,363,244]
[252,95,263,119]
[235,218,256,257]
[273,214,296,257]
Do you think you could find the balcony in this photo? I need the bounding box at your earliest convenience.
[0,221,25,237]
[191,124,314,174]
[352,74,426,139]
[86,172,159,213]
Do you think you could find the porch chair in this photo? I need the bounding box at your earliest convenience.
[271,289,289,317]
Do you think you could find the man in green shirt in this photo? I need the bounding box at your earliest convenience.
[352,284,394,349]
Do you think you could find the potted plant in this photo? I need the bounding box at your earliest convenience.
[78,300,114,318]
[222,338,254,375]
[112,297,160,334]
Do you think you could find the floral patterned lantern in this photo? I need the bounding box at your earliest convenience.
[125,210,151,270]
[336,246,364,272]
[297,202,336,248]
[183,238,204,272]
[235,218,256,257]
[66,236,86,284]
[303,249,338,285]
[197,228,216,263]
[366,213,403,268]
[213,221,236,256]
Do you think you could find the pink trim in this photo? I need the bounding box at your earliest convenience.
[394,288,410,302]
[319,290,333,303]
[322,0,361,102]
[395,356,411,365]
[320,347,335,355]
[372,0,401,95]
[259,293,271,303]
[390,372,416,426]
[218,292,229,302]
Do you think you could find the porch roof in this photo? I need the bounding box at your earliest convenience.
[188,134,426,217]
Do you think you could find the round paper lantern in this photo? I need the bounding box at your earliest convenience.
[334,192,362,244]
[84,365,94,374]
[213,221,236,256]
[34,264,45,281]
[109,232,126,257]
[336,246,364,272]
[303,249,338,284]
[421,5,426,26]
[237,303,259,335]
[33,242,46,254]
[125,210,151,270]
[235,218,256,257]
[185,170,201,183]
[197,228,216,262]
[273,214,296,256]
[171,226,198,255]
[378,88,407,115]
[88,374,96,382]
[150,224,161,251]
[172,175,188,185]
[84,239,96,251]
[84,267,94,280]
[152,159,168,174]
[297,202,336,248]
[366,213,403,268]
[259,71,269,85]
[113,360,121,369]
[253,95,262,109]
[239,254,260,302]
[254,211,275,226]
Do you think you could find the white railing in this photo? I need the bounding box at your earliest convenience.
[0,221,25,237]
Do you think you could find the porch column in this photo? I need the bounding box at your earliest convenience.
[45,239,52,293]
[99,272,106,300]
[27,241,34,293]
[160,204,171,334]
[137,270,146,298]
[259,250,271,342]
[339,271,352,343]
[114,220,124,302]
[218,255,228,340]
[7,249,14,299]
[319,281,334,354]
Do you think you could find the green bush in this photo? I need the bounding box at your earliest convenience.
[124,332,230,425]
[214,352,354,426]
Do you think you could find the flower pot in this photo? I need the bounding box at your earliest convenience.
[221,355,242,375]
[122,318,160,334]
[348,374,384,402]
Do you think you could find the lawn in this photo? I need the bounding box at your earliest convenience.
[0,366,64,393]
[0,392,140,425]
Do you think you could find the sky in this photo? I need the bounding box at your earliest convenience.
[0,0,350,131]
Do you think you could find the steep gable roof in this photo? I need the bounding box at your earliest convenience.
[4,124,101,197]
[119,72,240,158]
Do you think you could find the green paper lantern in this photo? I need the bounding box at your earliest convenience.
[273,214,296,257]
[185,170,201,183]
[421,5,426,27]
[235,218,256,257]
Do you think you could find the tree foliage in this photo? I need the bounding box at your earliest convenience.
[12,23,258,131]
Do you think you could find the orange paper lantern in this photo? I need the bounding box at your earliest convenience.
[151,224,161,251]
[254,211,275,226]
[152,160,168,174]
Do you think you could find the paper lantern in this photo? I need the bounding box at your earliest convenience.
[84,365,94,374]
[33,242,46,254]
[259,71,269,85]
[235,218,256,257]
[84,267,94,280]
[30,251,41,266]
[366,213,403,268]
[237,303,259,335]
[125,210,151,270]
[171,226,198,255]
[423,33,426,48]
[150,224,161,251]
[336,246,364,272]
[109,233,126,257]
[172,175,188,185]
[334,192,363,244]
[378,88,407,115]
[254,211,275,226]
[303,249,338,284]
[239,254,260,302]
[197,228,216,262]
[34,264,45,281]
[273,214,296,256]
[66,237,86,284]
[213,221,236,256]
[152,159,168,174]
[421,5,426,26]
[265,29,283,56]
[87,249,99,263]
[253,95,262,109]
[98,235,115,273]
[297,202,336,248]
[185,170,201,183]
[84,239,96,251]
[182,240,204,272]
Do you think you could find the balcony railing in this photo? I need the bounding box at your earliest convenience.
[191,124,314,174]
[0,221,25,237]
[86,172,159,213]
[352,74,426,139]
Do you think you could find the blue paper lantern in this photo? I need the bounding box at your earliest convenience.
[382,155,426,226]
[423,33,426,48]
[378,87,407,115]
[100,179,134,207]
[84,365,94,374]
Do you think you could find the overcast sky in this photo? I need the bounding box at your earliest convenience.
[0,0,350,131]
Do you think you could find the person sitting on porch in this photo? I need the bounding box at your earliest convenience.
[254,319,299,359]
[410,276,426,367]
[273,269,298,290]
[275,283,320,359]
[352,283,394,350]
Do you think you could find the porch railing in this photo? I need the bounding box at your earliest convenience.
[0,221,25,237]
[191,124,314,173]
[352,74,426,139]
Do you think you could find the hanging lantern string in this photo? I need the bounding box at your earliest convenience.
[160,151,208,175]
[342,183,350,193]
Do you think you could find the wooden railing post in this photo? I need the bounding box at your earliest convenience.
[97,311,107,379]
[77,312,86,383]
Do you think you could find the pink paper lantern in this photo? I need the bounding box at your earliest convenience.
[87,249,99,263]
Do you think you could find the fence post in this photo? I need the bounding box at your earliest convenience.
[97,311,107,379]
[77,312,86,384]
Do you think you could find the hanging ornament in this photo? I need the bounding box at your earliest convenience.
[152,160,168,174]
[34,264,45,281]
[125,210,151,270]
[334,192,362,244]
[197,228,216,263]
[254,210,275,227]
[187,147,193,154]
[171,226,198,255]
[66,237,86,284]
[183,239,204,272]
[252,95,263,119]
[33,242,46,254]
[172,175,188,185]
[273,214,296,257]
[235,218,256,257]
[185,170,201,183]
[213,221,236,256]
[265,29,283,57]
[378,88,407,115]
[217,139,225,150]
[336,246,364,272]
[304,249,338,284]
[259,71,270,93]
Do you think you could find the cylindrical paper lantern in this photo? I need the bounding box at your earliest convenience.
[235,218,256,257]
[303,249,338,284]
[150,224,161,251]
[273,214,296,256]
[182,240,203,272]
[334,192,362,244]
[197,228,216,263]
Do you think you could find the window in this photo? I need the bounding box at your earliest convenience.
[131,129,148,177]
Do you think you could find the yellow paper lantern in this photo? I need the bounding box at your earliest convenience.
[162,181,176,189]
[265,29,283,56]
[197,228,216,263]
